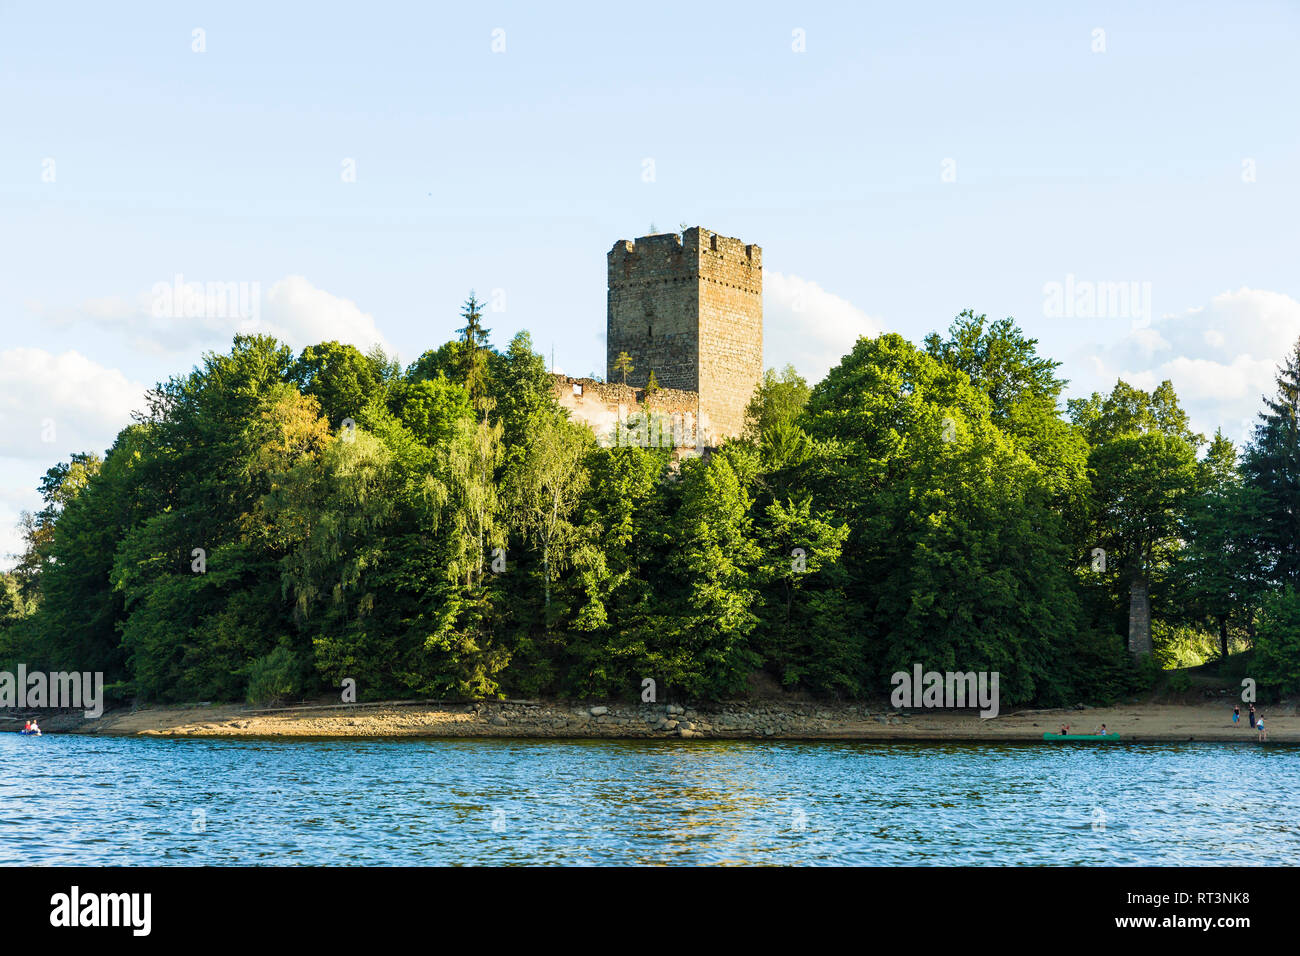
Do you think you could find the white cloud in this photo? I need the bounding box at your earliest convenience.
[1129,326,1170,358]
[0,484,33,568]
[764,271,885,383]
[0,349,147,460]
[30,275,391,356]
[0,350,149,570]
[1076,288,1300,447]
[260,276,389,354]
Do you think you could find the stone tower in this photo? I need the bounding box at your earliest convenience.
[606,226,763,442]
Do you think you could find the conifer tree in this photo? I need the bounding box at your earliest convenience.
[456,292,492,412]
[1242,337,1300,589]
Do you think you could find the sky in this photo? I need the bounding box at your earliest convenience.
[1,0,1298,568]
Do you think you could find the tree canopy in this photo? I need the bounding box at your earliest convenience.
[5,309,1298,705]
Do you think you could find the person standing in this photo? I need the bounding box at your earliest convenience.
[1249,704,1256,729]
[1257,715,1266,743]
[1233,705,1240,725]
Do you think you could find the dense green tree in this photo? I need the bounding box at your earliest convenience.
[744,365,812,439]
[387,374,473,448]
[12,452,103,602]
[406,340,467,384]
[1242,337,1300,590]
[926,312,1090,534]
[801,333,1085,704]
[505,410,593,614]
[751,496,853,694]
[456,293,493,409]
[924,311,1064,424]
[1254,588,1300,695]
[1071,380,1202,658]
[656,446,762,696]
[290,341,386,427]
[23,428,151,683]
[490,330,558,453]
[0,573,27,625]
[1175,431,1266,658]
[557,445,672,697]
[9,323,1295,709]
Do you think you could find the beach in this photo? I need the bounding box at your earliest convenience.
[15,697,1294,743]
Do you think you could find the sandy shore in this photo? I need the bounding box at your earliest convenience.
[13,697,1296,743]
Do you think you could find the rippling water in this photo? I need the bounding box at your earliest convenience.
[1,735,1296,865]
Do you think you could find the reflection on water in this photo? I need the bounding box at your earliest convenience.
[0,735,1296,865]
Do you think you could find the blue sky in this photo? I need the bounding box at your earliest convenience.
[2,0,1299,565]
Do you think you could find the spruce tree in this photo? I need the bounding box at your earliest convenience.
[1243,337,1300,589]
[456,292,492,411]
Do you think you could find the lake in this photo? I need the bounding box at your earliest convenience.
[1,735,1296,865]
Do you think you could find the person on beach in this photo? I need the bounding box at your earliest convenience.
[1233,705,1240,725]
[1257,716,1266,743]
[1249,704,1256,728]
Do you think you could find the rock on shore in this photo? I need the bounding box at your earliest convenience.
[17,698,1295,743]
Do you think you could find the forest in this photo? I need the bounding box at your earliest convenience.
[2,300,1298,708]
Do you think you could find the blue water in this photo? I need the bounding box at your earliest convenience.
[1,735,1296,865]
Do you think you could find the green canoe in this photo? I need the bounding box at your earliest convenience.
[1042,733,1120,741]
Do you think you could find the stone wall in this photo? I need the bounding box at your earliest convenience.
[696,230,763,441]
[607,233,700,394]
[551,374,716,449]
[606,226,762,442]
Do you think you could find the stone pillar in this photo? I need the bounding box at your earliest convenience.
[1128,579,1152,657]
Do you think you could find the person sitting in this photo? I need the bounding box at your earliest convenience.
[28,719,40,735]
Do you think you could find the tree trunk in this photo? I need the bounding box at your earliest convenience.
[1218,615,1229,660]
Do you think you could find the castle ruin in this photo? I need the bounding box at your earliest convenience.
[552,226,763,450]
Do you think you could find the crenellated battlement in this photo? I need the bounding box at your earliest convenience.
[682,226,761,269]
[609,232,683,257]
[609,227,761,270]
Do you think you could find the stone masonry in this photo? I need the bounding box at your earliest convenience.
[604,226,763,442]
[551,374,714,450]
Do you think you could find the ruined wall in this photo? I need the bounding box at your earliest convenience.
[606,226,762,441]
[551,374,715,451]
